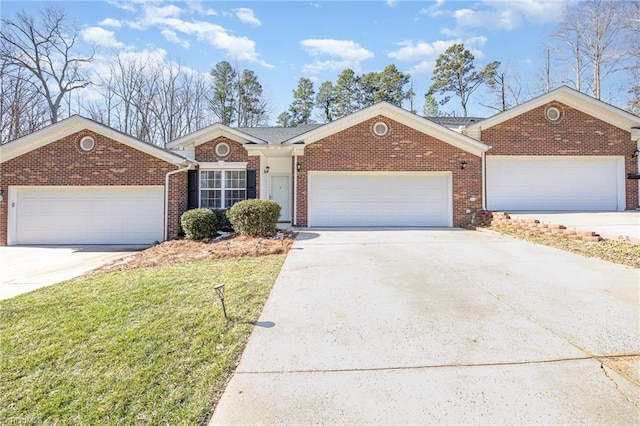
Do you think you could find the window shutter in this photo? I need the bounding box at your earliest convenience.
[187,169,199,209]
[246,169,257,199]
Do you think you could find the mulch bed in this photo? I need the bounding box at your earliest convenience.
[90,230,296,273]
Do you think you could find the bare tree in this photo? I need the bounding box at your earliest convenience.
[480,63,524,112]
[0,58,48,143]
[0,7,94,124]
[552,0,628,100]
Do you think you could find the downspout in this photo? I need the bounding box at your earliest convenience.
[481,151,487,211]
[165,164,193,241]
[293,153,298,226]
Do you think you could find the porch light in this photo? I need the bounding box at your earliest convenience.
[0,189,3,203]
[264,165,270,174]
[296,162,302,172]
[632,148,640,159]
[460,160,467,170]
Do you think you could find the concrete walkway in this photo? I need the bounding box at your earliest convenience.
[0,245,147,300]
[210,229,639,424]
[506,211,640,243]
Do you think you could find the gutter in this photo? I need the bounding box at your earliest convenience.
[293,153,298,226]
[164,163,195,241]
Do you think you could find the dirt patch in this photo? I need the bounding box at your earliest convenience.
[91,230,297,273]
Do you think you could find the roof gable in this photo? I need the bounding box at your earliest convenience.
[466,86,640,136]
[166,123,267,149]
[282,102,489,157]
[0,115,193,165]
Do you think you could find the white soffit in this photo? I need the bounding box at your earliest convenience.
[468,86,640,134]
[282,102,489,157]
[0,115,192,165]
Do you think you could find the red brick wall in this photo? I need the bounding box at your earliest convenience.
[295,116,482,227]
[194,136,260,197]
[481,102,638,209]
[0,130,187,245]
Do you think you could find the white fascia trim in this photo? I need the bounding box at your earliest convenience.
[0,115,193,165]
[199,161,248,169]
[166,124,266,149]
[281,102,489,157]
[245,144,293,156]
[468,86,640,134]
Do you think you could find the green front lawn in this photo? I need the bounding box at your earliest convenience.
[0,255,285,425]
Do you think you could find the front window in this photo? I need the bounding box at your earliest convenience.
[200,170,246,209]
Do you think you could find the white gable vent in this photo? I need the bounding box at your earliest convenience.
[80,136,95,151]
[546,106,561,122]
[215,142,230,157]
[373,122,388,136]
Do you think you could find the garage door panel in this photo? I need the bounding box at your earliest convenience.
[487,157,621,211]
[14,186,164,244]
[308,172,451,227]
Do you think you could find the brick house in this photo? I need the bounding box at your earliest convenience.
[1,86,638,245]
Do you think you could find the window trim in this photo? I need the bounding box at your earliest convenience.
[199,169,247,209]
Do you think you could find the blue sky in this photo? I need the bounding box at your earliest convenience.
[1,0,631,121]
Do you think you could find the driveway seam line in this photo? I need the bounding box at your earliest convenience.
[236,354,640,375]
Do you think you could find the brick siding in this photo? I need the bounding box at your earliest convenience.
[295,116,482,227]
[0,130,187,245]
[481,102,638,209]
[194,136,260,198]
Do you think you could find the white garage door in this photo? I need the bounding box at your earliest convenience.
[487,156,623,211]
[308,172,451,227]
[12,186,164,244]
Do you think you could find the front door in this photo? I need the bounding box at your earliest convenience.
[270,175,291,221]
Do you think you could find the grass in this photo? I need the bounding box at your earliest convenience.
[0,255,285,425]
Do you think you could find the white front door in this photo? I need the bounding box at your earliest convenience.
[270,175,291,221]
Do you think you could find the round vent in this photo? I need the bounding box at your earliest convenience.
[79,136,95,151]
[215,142,230,157]
[546,106,561,121]
[373,122,388,136]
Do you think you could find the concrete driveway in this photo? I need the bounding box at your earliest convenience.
[210,229,639,424]
[0,245,147,301]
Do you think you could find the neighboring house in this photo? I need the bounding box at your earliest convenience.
[1,86,638,246]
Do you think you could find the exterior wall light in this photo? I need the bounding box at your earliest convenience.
[296,162,302,172]
[461,160,467,170]
[264,165,270,173]
[632,148,640,159]
[0,189,3,203]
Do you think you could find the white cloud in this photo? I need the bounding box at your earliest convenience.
[300,39,374,73]
[99,18,123,28]
[420,0,446,17]
[122,3,272,68]
[161,29,190,48]
[301,39,374,62]
[453,0,565,30]
[82,27,124,48]
[185,0,217,16]
[234,8,261,27]
[386,0,398,7]
[388,36,488,74]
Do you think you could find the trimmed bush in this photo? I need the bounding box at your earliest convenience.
[180,208,217,240]
[227,199,281,237]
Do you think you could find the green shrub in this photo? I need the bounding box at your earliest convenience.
[213,209,234,232]
[227,199,281,237]
[180,208,217,240]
